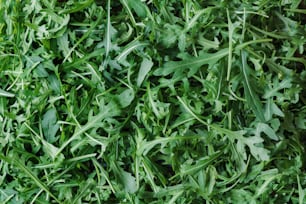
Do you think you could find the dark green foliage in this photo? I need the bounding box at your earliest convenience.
[0,0,305,203]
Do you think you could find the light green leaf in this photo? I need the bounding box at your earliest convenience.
[116,41,148,66]
[59,0,94,14]
[263,77,292,99]
[42,108,60,143]
[104,0,117,59]
[264,98,284,121]
[255,123,279,141]
[41,139,63,161]
[57,32,70,58]
[117,89,135,108]
[0,89,14,98]
[239,136,270,161]
[127,0,147,18]
[110,160,137,193]
[137,58,153,87]
[47,74,61,94]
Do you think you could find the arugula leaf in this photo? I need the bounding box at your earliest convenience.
[154,48,229,77]
[137,58,153,87]
[110,160,137,193]
[104,0,117,60]
[55,100,120,157]
[116,88,135,108]
[0,154,60,203]
[0,88,14,98]
[42,108,60,143]
[1,0,305,203]
[240,51,265,122]
[126,0,147,18]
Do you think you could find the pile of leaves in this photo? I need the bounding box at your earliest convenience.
[0,0,305,203]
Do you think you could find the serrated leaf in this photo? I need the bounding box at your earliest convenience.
[255,123,279,141]
[237,135,270,161]
[263,77,292,99]
[264,98,284,121]
[55,101,120,157]
[211,125,270,161]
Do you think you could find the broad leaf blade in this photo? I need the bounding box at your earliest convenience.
[42,108,60,143]
[137,58,153,87]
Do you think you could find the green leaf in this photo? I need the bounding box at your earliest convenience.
[255,123,278,141]
[104,0,118,59]
[1,0,305,202]
[241,51,265,122]
[137,58,153,87]
[147,85,170,119]
[59,0,94,14]
[153,48,228,77]
[263,77,292,99]
[0,88,14,98]
[42,108,60,143]
[264,98,284,121]
[297,175,305,204]
[34,64,49,78]
[57,32,70,58]
[210,125,270,161]
[110,160,137,193]
[55,101,120,157]
[179,151,222,176]
[116,41,148,66]
[117,88,135,108]
[41,139,63,161]
[47,74,61,94]
[0,154,60,203]
[127,0,147,18]
[237,135,270,161]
